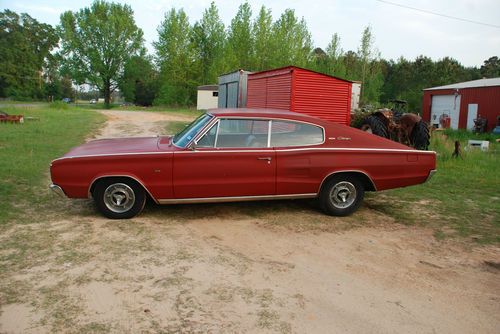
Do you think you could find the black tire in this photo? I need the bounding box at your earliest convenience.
[360,115,389,138]
[411,120,430,150]
[93,178,146,219]
[319,175,364,216]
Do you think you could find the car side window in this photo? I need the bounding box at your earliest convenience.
[271,121,324,147]
[196,122,218,148]
[217,119,269,148]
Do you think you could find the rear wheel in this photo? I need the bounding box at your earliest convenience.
[411,120,430,150]
[320,175,364,216]
[360,115,389,138]
[94,178,146,219]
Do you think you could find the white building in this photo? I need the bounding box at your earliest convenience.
[196,85,218,110]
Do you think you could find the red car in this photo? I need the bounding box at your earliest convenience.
[50,109,436,219]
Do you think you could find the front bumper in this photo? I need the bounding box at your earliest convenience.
[49,184,66,198]
[425,169,437,183]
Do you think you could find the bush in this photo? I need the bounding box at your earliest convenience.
[49,101,69,110]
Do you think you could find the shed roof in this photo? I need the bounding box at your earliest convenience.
[249,65,353,84]
[424,77,500,91]
[197,85,218,91]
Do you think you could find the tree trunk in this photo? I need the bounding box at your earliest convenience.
[104,79,111,108]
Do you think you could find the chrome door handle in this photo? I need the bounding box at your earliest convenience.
[257,157,272,164]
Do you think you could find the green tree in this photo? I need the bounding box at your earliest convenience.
[119,56,157,106]
[154,8,194,105]
[326,33,346,77]
[252,5,273,70]
[356,26,383,104]
[0,10,58,99]
[271,9,312,68]
[191,2,226,84]
[310,47,329,74]
[226,2,253,70]
[58,0,144,107]
[480,56,500,78]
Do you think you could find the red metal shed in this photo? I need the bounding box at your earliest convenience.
[246,66,353,125]
[422,78,500,131]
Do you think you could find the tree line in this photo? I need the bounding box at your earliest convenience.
[1,1,499,111]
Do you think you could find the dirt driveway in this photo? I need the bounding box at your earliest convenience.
[1,110,499,333]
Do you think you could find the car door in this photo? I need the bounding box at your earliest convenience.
[173,118,276,199]
[271,120,326,195]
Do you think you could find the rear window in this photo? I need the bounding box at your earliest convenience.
[270,121,324,147]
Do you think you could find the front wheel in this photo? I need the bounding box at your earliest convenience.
[319,176,364,216]
[94,178,146,219]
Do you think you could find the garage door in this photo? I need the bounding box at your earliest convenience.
[431,95,461,129]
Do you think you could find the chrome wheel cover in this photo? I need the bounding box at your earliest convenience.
[103,183,135,213]
[329,181,356,209]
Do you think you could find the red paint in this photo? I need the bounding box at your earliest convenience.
[422,86,500,131]
[247,66,352,125]
[50,109,436,202]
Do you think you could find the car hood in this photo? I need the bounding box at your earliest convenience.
[62,136,173,158]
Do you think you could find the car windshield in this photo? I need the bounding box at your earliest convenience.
[173,113,213,148]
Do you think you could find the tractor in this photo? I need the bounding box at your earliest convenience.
[358,100,430,150]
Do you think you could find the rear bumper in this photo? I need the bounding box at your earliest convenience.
[425,169,437,183]
[49,184,67,198]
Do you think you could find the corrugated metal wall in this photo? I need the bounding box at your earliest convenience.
[293,68,351,124]
[247,66,352,125]
[422,86,500,131]
[247,68,292,110]
[218,70,250,108]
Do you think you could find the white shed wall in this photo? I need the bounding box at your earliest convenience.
[197,90,218,110]
[351,82,361,111]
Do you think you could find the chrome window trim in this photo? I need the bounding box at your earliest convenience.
[194,119,220,148]
[267,120,272,148]
[270,119,325,147]
[172,113,214,149]
[214,121,220,147]
[207,118,271,149]
[194,115,326,149]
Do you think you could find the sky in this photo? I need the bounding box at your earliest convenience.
[1,0,499,67]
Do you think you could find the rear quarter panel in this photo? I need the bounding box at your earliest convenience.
[275,122,436,194]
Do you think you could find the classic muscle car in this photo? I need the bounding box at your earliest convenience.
[50,109,436,219]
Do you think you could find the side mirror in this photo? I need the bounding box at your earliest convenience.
[188,142,197,151]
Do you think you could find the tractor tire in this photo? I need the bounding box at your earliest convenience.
[411,120,430,150]
[360,115,389,138]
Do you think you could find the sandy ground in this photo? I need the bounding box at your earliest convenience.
[1,110,499,333]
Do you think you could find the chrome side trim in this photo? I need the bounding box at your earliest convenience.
[174,148,437,154]
[51,151,171,162]
[318,170,377,192]
[49,184,66,198]
[52,148,436,161]
[157,193,317,205]
[88,175,159,204]
[425,169,437,183]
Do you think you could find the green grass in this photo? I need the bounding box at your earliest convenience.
[0,105,105,224]
[368,130,499,243]
[165,121,191,135]
[76,103,202,115]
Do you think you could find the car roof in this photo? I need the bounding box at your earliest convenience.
[207,108,329,125]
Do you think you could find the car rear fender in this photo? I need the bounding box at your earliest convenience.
[319,170,377,193]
